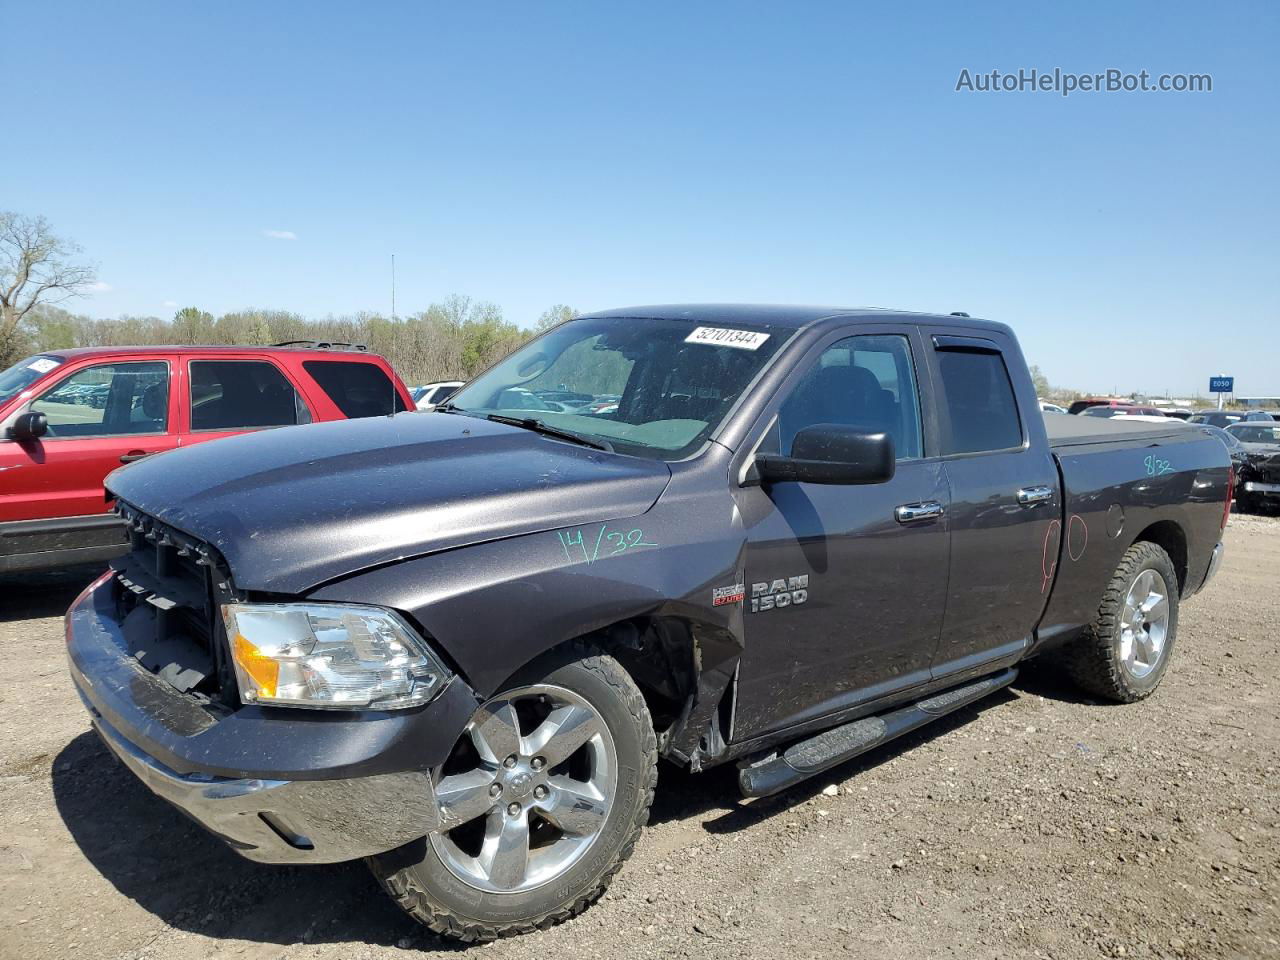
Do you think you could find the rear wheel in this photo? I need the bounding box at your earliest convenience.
[1063,541,1180,703]
[369,643,656,941]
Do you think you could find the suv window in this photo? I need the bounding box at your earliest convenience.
[190,360,309,431]
[778,334,923,460]
[936,348,1023,454]
[302,360,407,418]
[30,362,169,438]
[429,384,459,405]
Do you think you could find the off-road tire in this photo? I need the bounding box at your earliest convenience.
[1062,541,1180,703]
[368,641,657,942]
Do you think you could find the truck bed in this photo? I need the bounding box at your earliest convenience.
[1042,412,1194,449]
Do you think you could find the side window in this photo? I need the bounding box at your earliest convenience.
[30,362,169,438]
[189,360,307,432]
[777,334,923,460]
[430,384,459,405]
[936,347,1023,454]
[302,360,408,418]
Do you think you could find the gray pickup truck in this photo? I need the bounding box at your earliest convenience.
[66,305,1231,940]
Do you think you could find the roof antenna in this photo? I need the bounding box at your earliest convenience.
[390,253,397,417]
[950,311,970,317]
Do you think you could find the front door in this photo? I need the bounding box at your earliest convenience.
[4,359,177,522]
[734,329,951,740]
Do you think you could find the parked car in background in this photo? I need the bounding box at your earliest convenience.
[1162,408,1193,420]
[1192,423,1249,477]
[413,380,465,411]
[1081,404,1166,418]
[1112,414,1183,424]
[1067,397,1132,415]
[534,389,596,410]
[1242,410,1279,422]
[0,343,413,573]
[1038,399,1067,413]
[1225,422,1280,512]
[1188,410,1246,429]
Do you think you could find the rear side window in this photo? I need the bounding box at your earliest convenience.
[936,348,1023,454]
[189,360,309,431]
[303,360,408,418]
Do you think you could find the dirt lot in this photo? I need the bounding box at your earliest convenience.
[2,515,1277,960]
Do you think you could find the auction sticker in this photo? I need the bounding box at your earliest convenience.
[685,327,770,350]
[27,357,60,374]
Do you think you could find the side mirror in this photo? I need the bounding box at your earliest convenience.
[10,411,48,441]
[754,425,895,485]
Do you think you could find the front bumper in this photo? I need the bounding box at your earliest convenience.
[67,574,477,864]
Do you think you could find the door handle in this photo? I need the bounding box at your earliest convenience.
[1016,485,1054,506]
[895,501,944,524]
[119,451,152,464]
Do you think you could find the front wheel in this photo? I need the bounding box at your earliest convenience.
[1062,541,1180,703]
[369,643,657,941]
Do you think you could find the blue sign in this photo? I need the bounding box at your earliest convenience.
[1209,376,1234,393]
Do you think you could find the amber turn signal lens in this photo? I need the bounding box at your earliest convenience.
[232,633,280,699]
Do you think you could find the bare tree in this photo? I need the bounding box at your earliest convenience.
[0,212,96,362]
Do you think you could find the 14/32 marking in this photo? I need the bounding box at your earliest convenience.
[557,525,658,565]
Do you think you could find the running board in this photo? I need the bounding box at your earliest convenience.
[737,668,1018,798]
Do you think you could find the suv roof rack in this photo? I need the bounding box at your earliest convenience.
[272,340,368,352]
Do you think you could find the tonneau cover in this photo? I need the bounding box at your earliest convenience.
[1043,412,1195,448]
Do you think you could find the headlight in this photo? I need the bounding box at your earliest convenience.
[221,602,451,710]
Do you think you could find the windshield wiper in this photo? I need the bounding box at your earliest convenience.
[484,414,614,452]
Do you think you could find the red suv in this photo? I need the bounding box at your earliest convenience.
[0,343,413,573]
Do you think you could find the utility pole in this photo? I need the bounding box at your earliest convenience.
[391,254,396,321]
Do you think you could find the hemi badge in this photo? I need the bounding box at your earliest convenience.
[712,582,746,606]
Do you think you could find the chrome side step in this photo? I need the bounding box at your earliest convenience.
[737,668,1017,798]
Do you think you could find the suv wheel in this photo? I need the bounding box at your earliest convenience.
[369,643,657,941]
[1063,541,1180,702]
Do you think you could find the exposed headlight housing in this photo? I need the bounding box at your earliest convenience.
[221,602,451,710]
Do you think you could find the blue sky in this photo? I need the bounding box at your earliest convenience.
[6,1,1277,396]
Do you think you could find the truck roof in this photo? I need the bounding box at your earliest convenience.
[582,304,1010,333]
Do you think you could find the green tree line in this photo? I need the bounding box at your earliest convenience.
[8,298,579,386]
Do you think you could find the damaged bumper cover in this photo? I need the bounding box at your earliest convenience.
[66,574,477,864]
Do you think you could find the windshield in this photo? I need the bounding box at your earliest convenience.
[446,317,795,459]
[0,355,63,408]
[1230,425,1280,444]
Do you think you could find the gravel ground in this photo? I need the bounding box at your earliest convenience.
[1,512,1277,960]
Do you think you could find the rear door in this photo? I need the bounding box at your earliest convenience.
[5,358,178,521]
[924,332,1060,678]
[179,357,312,447]
[734,325,952,739]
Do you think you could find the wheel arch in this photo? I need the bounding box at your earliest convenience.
[1128,520,1188,594]
[483,613,740,772]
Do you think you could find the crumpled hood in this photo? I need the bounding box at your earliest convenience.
[106,413,671,594]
